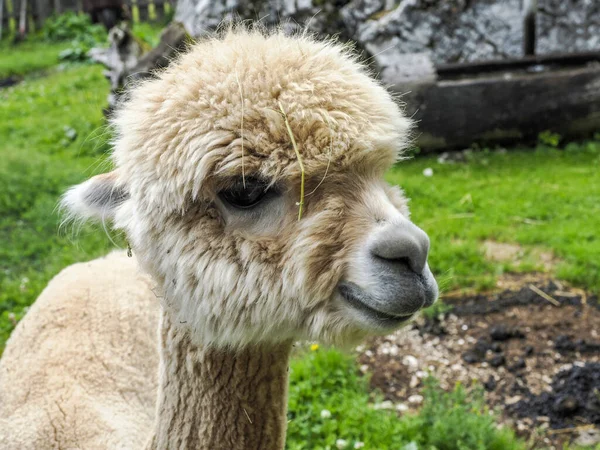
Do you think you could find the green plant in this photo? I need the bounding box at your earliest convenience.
[41,12,107,62]
[420,300,453,320]
[286,347,525,450]
[406,378,524,450]
[538,130,561,148]
[42,12,106,43]
[131,22,164,48]
[0,41,71,78]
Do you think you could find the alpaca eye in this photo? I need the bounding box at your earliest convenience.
[219,178,272,209]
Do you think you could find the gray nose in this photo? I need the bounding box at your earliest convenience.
[370,220,430,274]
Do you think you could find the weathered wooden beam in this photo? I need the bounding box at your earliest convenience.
[18,0,27,38]
[437,52,600,78]
[33,0,52,28]
[393,59,600,152]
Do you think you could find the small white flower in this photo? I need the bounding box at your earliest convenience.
[396,403,409,412]
[336,439,348,449]
[354,442,365,449]
[373,400,394,410]
[408,394,424,404]
[320,409,332,419]
[423,168,433,177]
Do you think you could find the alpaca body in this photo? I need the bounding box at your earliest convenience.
[0,252,291,449]
[147,313,290,450]
[0,252,158,449]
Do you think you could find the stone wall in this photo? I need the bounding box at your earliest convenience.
[174,0,599,83]
[537,0,600,55]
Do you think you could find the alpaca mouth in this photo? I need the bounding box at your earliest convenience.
[338,283,414,326]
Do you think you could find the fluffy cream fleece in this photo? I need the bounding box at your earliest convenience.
[0,252,158,449]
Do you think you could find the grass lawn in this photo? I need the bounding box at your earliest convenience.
[388,143,600,294]
[0,41,71,78]
[0,38,598,449]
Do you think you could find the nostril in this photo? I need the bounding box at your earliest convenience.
[370,222,430,274]
[372,250,420,274]
[375,254,411,268]
[395,256,411,267]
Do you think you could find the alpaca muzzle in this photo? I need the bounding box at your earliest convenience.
[339,219,438,328]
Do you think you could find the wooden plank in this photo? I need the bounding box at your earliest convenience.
[137,0,149,21]
[33,0,53,28]
[1,0,14,36]
[437,52,600,78]
[125,0,137,22]
[59,0,78,13]
[153,1,165,21]
[10,0,20,21]
[392,65,600,152]
[18,0,27,37]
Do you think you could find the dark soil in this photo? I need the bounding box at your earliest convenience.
[357,275,600,448]
[509,363,600,429]
[0,76,21,89]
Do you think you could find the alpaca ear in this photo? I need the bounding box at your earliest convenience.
[61,171,129,222]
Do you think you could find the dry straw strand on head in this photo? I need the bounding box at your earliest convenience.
[278,101,305,220]
[306,114,334,197]
[234,68,246,188]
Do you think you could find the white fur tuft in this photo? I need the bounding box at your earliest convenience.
[61,180,101,222]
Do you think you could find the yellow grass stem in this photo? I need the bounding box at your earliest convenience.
[306,115,334,197]
[278,101,305,220]
[235,69,246,188]
[528,284,560,307]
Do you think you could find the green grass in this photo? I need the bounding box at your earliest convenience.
[0,20,164,79]
[387,144,600,294]
[287,347,525,450]
[131,21,166,48]
[0,63,116,349]
[0,41,71,78]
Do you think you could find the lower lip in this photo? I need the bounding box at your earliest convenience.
[339,286,413,326]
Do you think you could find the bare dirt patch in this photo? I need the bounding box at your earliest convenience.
[358,275,600,448]
[483,240,558,270]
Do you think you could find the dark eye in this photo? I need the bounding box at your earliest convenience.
[219,178,272,209]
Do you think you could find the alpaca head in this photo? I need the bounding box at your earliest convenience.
[64,29,438,348]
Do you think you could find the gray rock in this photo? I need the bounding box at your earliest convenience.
[175,0,355,41]
[173,0,600,88]
[537,0,600,55]
[342,0,524,82]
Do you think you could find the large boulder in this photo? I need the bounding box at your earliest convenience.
[174,0,355,42]
[537,0,600,55]
[341,0,524,80]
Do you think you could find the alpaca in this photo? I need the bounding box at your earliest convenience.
[0,28,438,449]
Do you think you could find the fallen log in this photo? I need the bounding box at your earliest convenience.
[392,52,600,152]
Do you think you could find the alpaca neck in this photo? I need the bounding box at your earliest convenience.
[146,311,292,450]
